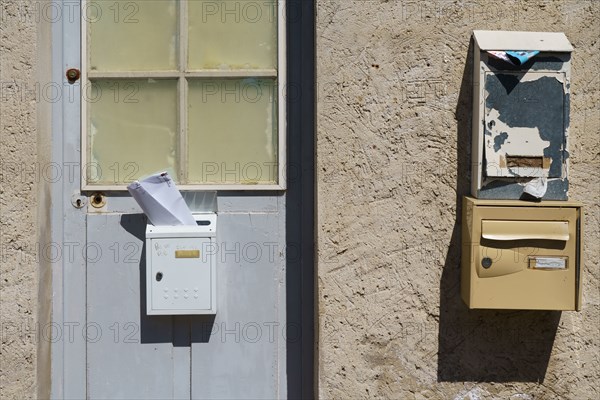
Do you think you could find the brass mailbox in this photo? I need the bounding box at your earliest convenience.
[461,197,583,311]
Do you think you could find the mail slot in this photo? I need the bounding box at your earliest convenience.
[461,197,583,310]
[481,220,570,241]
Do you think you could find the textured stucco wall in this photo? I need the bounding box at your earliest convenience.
[0,0,38,398]
[317,1,599,399]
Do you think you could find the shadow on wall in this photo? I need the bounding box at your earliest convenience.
[437,39,560,383]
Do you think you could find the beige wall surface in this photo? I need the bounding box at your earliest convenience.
[0,0,38,398]
[316,0,599,399]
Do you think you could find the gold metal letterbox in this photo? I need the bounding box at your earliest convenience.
[461,197,583,310]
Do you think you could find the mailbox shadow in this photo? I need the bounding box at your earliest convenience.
[437,40,560,383]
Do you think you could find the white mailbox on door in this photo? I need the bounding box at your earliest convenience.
[146,213,217,315]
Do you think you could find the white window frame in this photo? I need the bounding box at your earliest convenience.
[80,0,287,191]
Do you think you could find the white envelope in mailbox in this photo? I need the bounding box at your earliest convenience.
[127,172,196,226]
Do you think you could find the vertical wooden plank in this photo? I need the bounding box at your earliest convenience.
[86,214,180,399]
[190,212,284,398]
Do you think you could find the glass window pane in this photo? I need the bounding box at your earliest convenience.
[88,79,178,184]
[188,1,277,69]
[187,79,278,184]
[89,1,177,71]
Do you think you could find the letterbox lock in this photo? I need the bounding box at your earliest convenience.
[481,257,493,269]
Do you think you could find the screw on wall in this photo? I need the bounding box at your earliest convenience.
[66,68,80,83]
[90,192,106,208]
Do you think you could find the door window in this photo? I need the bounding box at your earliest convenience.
[82,0,285,189]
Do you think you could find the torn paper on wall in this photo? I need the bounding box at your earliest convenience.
[127,171,197,226]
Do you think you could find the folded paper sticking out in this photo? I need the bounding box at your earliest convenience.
[506,50,539,65]
[127,172,197,226]
[487,50,514,64]
[487,50,540,66]
[523,177,548,199]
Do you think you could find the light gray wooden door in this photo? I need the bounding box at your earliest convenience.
[50,1,314,398]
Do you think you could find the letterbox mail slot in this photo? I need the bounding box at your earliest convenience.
[145,213,217,315]
[481,220,569,241]
[461,197,583,310]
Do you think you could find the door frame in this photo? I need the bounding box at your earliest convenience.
[42,1,315,398]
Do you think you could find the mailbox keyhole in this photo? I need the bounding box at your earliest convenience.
[156,272,163,281]
[482,257,493,269]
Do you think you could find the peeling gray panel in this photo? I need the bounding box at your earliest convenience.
[564,93,571,131]
[544,178,570,200]
[485,74,564,135]
[531,54,570,70]
[477,64,570,200]
[484,73,566,178]
[472,36,573,201]
[478,178,568,201]
[493,132,509,151]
